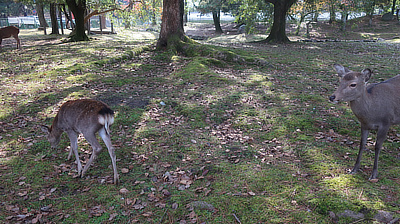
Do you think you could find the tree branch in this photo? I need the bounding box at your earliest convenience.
[83,0,143,23]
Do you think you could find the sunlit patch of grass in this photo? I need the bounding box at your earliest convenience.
[2,25,400,223]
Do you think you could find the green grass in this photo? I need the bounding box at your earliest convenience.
[0,25,400,223]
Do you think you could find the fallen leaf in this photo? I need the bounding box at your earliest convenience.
[119,188,129,194]
[142,212,152,217]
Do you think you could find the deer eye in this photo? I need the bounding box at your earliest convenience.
[350,83,357,88]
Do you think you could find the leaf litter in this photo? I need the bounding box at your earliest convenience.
[1,27,400,223]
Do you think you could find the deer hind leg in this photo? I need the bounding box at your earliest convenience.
[81,132,103,178]
[66,131,83,175]
[14,36,20,49]
[99,128,119,184]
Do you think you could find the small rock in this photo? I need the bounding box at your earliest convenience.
[337,210,364,220]
[381,12,394,21]
[189,201,215,211]
[374,210,393,223]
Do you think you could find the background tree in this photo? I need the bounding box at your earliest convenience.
[264,0,297,43]
[229,0,272,34]
[0,0,32,16]
[66,0,88,41]
[50,2,59,34]
[391,0,397,14]
[35,1,49,33]
[292,0,322,35]
[157,0,187,49]
[197,0,225,34]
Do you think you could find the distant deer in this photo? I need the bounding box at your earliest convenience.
[41,99,119,184]
[0,26,21,49]
[329,64,400,180]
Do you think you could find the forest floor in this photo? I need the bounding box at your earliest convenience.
[184,15,400,42]
[1,16,400,223]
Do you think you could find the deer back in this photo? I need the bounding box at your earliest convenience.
[0,26,19,39]
[52,99,114,135]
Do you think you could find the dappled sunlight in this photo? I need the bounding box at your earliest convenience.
[1,25,400,222]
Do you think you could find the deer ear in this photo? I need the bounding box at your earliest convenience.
[40,125,50,134]
[333,64,350,77]
[361,68,372,82]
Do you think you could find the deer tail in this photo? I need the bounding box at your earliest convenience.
[98,107,115,135]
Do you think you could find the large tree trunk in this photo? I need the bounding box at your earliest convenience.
[212,10,223,34]
[157,0,186,49]
[61,4,75,29]
[151,0,157,25]
[36,2,48,34]
[392,0,396,14]
[329,1,336,24]
[50,3,59,35]
[265,0,296,43]
[66,0,89,41]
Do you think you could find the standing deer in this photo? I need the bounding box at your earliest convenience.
[0,26,21,49]
[329,64,400,180]
[41,99,119,184]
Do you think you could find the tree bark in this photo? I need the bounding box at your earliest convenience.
[36,2,48,34]
[59,5,64,35]
[329,1,336,24]
[66,0,89,41]
[212,10,223,34]
[392,0,396,15]
[157,0,186,49]
[264,0,296,43]
[61,4,75,29]
[50,3,59,35]
[151,0,157,25]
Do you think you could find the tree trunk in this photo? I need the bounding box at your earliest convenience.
[295,13,305,36]
[50,3,59,35]
[36,2,48,34]
[157,0,186,49]
[341,8,347,31]
[265,0,296,43]
[212,10,223,34]
[329,1,335,24]
[59,5,64,35]
[151,0,157,26]
[392,0,396,15]
[66,0,89,41]
[61,4,75,29]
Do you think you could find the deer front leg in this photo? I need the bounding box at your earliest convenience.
[369,126,389,180]
[350,128,369,174]
[99,128,119,184]
[66,131,83,175]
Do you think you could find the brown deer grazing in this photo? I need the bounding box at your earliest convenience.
[329,64,400,180]
[41,99,119,184]
[0,26,21,49]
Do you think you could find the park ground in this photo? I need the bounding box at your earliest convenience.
[1,16,400,223]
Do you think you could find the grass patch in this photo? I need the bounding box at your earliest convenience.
[1,26,400,223]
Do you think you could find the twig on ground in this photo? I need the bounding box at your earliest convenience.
[158,208,168,224]
[232,212,241,223]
